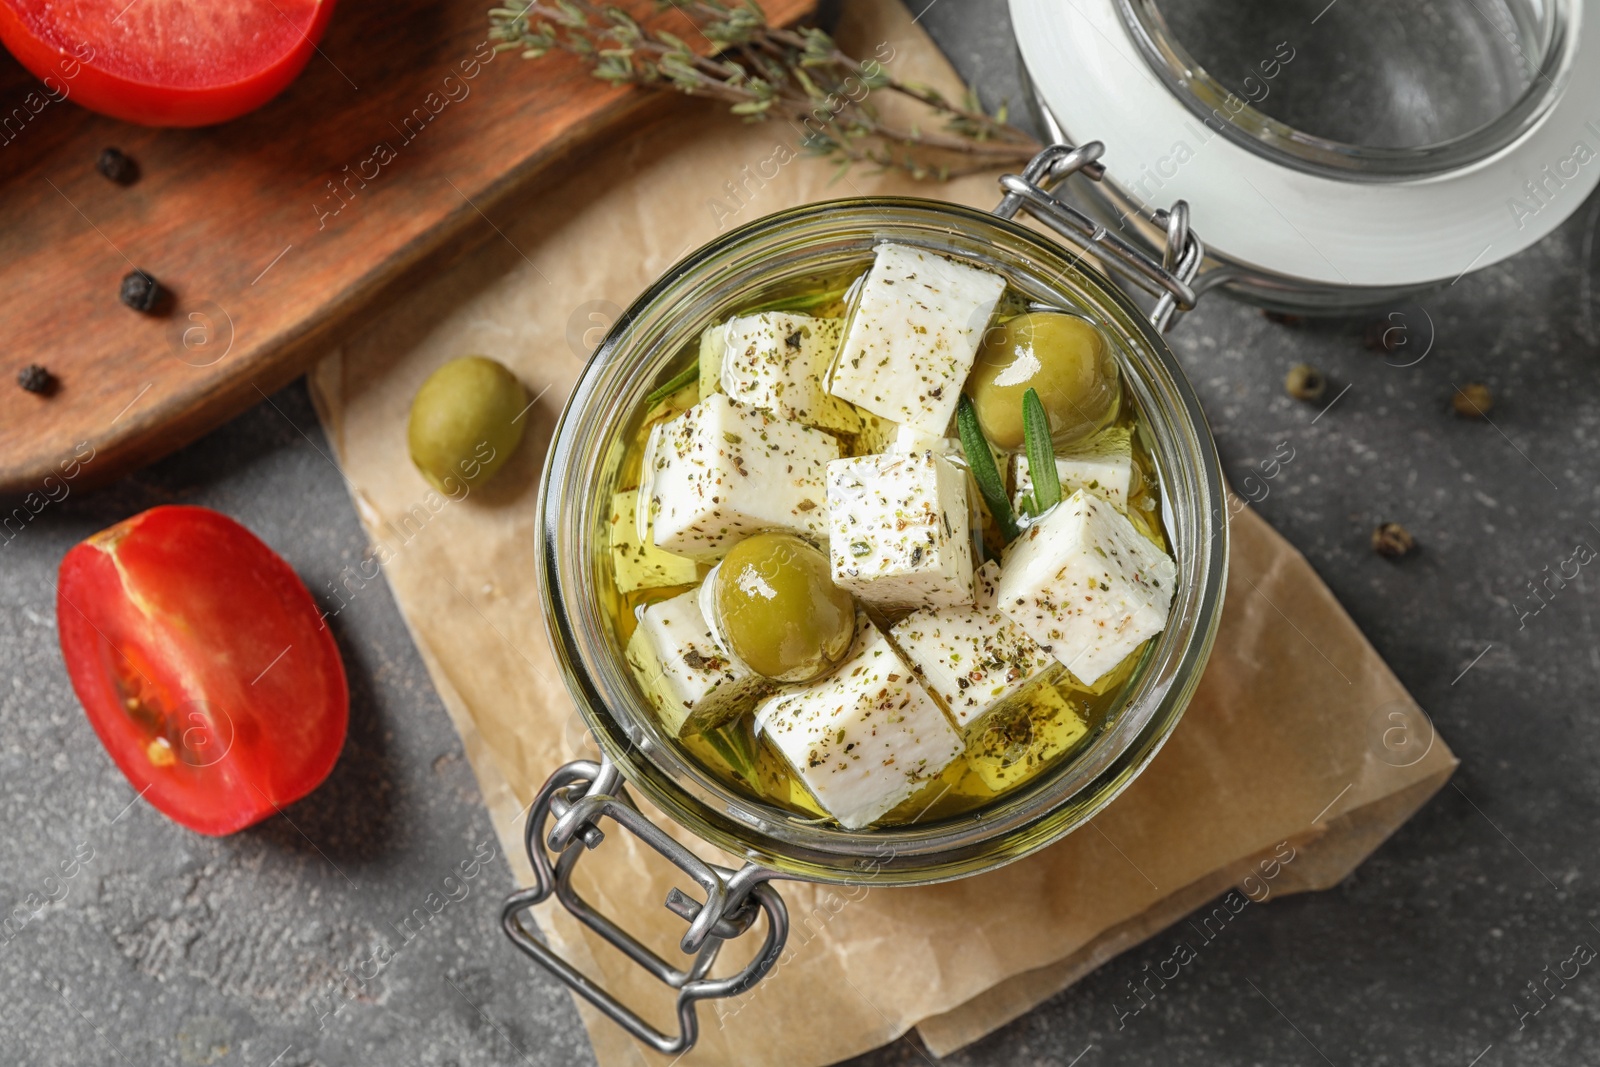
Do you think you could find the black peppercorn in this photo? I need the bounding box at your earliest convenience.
[96,147,139,185]
[1372,522,1416,559]
[1284,363,1327,402]
[17,364,55,395]
[120,270,165,313]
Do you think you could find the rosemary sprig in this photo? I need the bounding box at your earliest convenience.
[957,394,1018,543]
[700,718,761,786]
[644,358,699,407]
[1022,387,1061,513]
[487,1,1042,180]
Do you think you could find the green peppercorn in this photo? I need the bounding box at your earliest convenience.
[1452,382,1493,418]
[1284,364,1326,403]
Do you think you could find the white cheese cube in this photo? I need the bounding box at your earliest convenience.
[609,490,698,594]
[647,393,839,560]
[721,312,860,434]
[755,616,962,829]
[826,450,974,612]
[889,422,959,457]
[826,243,1005,435]
[964,684,1089,792]
[1011,427,1135,513]
[889,560,1057,732]
[626,584,767,736]
[696,322,727,398]
[972,556,1004,610]
[996,489,1177,686]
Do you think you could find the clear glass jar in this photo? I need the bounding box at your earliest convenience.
[534,198,1229,886]
[1013,0,1598,311]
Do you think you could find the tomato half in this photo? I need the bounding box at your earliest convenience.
[57,506,347,835]
[0,0,335,126]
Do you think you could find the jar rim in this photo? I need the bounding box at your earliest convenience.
[535,197,1229,885]
[1116,0,1573,182]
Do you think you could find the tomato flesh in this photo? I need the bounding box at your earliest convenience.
[0,0,333,126]
[57,506,348,835]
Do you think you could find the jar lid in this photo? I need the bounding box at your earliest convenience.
[1012,0,1600,292]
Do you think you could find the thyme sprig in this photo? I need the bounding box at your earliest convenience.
[487,1,1042,179]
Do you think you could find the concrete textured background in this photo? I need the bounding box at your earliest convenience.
[5,1,1600,1064]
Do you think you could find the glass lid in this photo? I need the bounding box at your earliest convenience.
[1011,0,1600,298]
[1121,0,1569,180]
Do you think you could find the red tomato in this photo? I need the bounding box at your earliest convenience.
[56,506,347,835]
[0,0,335,127]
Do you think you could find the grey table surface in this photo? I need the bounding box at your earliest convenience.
[6,2,1600,1065]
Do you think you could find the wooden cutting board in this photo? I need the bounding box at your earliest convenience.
[0,0,812,496]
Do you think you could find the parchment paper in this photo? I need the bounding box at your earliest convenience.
[308,2,1456,1062]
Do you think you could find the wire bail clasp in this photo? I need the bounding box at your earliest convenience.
[994,142,1206,331]
[501,754,790,1055]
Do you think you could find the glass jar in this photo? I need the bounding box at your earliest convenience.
[1013,0,1599,310]
[503,150,1229,1054]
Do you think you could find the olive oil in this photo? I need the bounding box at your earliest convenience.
[601,275,1171,828]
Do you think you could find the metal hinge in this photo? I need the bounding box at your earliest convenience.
[994,142,1206,331]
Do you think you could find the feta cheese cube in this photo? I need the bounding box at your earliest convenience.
[889,560,1057,732]
[721,312,860,434]
[696,322,727,398]
[609,489,698,594]
[889,422,959,457]
[964,684,1089,792]
[827,243,1005,435]
[826,450,974,612]
[995,488,1177,686]
[1011,427,1135,513]
[755,616,962,829]
[626,583,768,736]
[647,393,839,560]
[972,554,1004,610]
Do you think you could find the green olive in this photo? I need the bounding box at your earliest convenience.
[712,533,856,683]
[966,313,1120,448]
[407,356,528,493]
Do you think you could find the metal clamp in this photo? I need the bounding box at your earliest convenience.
[994,142,1206,331]
[501,756,790,1055]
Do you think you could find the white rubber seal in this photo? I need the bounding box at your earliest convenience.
[1011,0,1600,288]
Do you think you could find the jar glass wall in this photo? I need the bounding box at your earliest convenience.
[535,200,1228,885]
